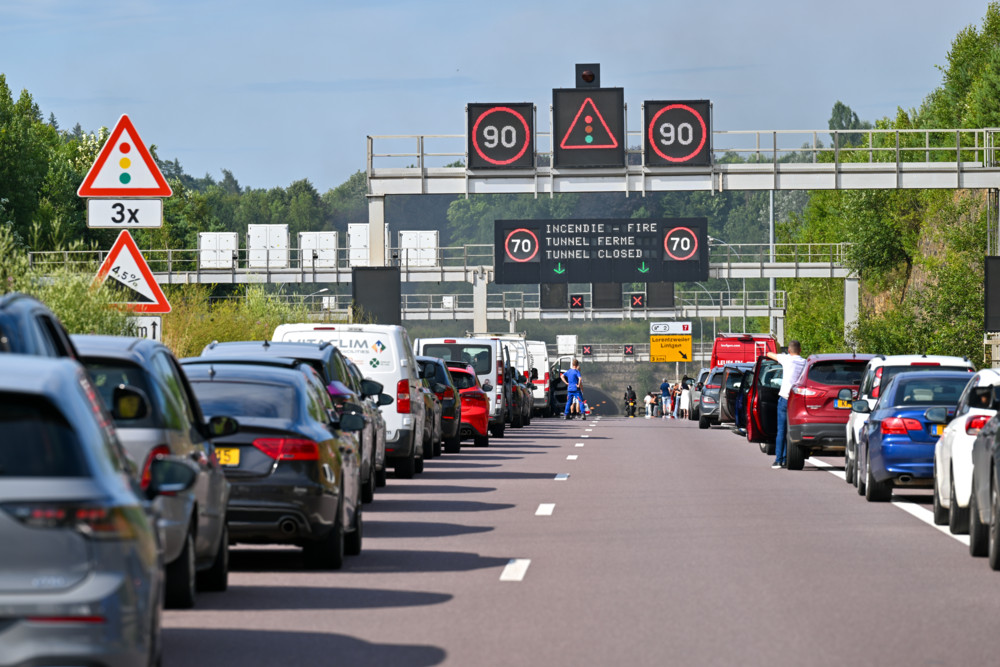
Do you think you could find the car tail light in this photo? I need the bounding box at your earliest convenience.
[444,339,456,343]
[706,384,720,390]
[967,415,991,435]
[910,362,940,366]
[442,387,455,401]
[544,371,550,390]
[497,360,504,388]
[26,616,106,624]
[702,396,716,405]
[872,367,883,399]
[1,502,138,540]
[792,386,820,397]
[880,417,923,435]
[140,444,171,491]
[396,379,411,413]
[252,438,320,461]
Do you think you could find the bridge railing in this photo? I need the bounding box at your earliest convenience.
[367,128,1000,172]
[27,243,845,277]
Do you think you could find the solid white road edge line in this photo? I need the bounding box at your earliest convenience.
[567,455,578,460]
[536,503,555,516]
[500,559,531,582]
[554,473,570,481]
[807,457,971,547]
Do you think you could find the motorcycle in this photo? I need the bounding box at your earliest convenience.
[625,397,637,418]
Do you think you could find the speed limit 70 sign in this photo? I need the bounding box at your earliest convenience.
[644,100,712,167]
[467,103,534,169]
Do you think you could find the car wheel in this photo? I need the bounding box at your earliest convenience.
[491,423,505,438]
[375,466,387,487]
[432,439,442,457]
[787,438,805,471]
[304,496,345,570]
[345,501,363,557]
[361,464,375,504]
[414,455,424,474]
[865,450,892,502]
[949,469,970,535]
[989,476,1000,570]
[196,524,229,593]
[698,415,710,430]
[474,433,489,447]
[422,435,435,460]
[844,439,855,485]
[512,411,523,428]
[444,435,461,453]
[165,530,196,609]
[932,469,949,526]
[970,481,989,557]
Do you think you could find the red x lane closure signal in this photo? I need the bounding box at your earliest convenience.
[78,115,173,198]
[582,345,593,356]
[624,344,635,356]
[93,231,171,313]
[570,295,585,309]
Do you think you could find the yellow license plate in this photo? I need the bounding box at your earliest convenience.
[216,447,240,466]
[836,399,852,409]
[933,424,944,436]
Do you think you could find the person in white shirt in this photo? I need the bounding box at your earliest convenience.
[766,340,807,469]
[643,392,654,418]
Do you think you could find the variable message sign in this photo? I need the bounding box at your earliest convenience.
[467,103,534,169]
[552,88,625,168]
[644,100,712,167]
[494,218,708,284]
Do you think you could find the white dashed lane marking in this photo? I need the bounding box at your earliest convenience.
[535,503,555,516]
[567,455,578,461]
[575,442,584,447]
[500,559,531,582]
[554,473,570,481]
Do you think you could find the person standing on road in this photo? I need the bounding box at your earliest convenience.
[767,340,807,469]
[644,392,654,418]
[660,378,671,419]
[680,382,691,420]
[562,359,584,421]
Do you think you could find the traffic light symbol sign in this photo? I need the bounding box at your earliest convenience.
[78,115,172,197]
[559,97,619,150]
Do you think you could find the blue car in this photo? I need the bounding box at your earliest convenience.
[854,370,973,502]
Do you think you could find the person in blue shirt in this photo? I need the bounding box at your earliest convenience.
[561,358,585,420]
[659,378,671,419]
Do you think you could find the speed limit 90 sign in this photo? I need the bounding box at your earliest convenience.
[644,100,712,167]
[467,103,535,169]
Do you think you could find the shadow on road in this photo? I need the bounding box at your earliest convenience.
[415,470,562,481]
[348,549,512,574]
[367,499,515,514]
[163,628,445,667]
[365,520,494,539]
[181,584,451,611]
[380,483,497,494]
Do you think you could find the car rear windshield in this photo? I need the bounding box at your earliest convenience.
[84,360,157,428]
[806,360,868,386]
[423,344,492,375]
[890,377,972,406]
[703,371,724,395]
[451,371,478,390]
[190,381,297,420]
[725,370,745,389]
[0,395,88,477]
[881,365,972,390]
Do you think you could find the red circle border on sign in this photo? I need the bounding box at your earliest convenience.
[663,227,698,261]
[472,107,532,166]
[505,228,539,263]
[647,104,707,163]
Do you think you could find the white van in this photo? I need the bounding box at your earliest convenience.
[413,336,509,437]
[273,323,426,478]
[525,339,551,416]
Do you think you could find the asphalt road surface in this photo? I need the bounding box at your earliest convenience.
[163,416,1000,666]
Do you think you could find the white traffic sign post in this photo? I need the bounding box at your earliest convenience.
[87,199,163,228]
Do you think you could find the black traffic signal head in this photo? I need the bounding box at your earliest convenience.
[575,63,600,89]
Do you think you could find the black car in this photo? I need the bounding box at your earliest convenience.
[417,355,463,453]
[718,363,755,425]
[198,340,390,504]
[181,357,365,570]
[0,292,78,358]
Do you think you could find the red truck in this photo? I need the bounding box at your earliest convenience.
[710,333,778,369]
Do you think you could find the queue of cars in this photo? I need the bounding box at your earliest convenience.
[0,294,561,664]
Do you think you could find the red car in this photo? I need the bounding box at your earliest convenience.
[445,363,490,447]
[785,353,875,469]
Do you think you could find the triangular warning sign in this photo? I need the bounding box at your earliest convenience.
[559,98,619,150]
[94,231,171,313]
[77,115,173,197]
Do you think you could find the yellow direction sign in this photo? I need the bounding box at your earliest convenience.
[650,335,692,362]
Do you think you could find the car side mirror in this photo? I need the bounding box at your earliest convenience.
[923,406,952,424]
[378,393,394,407]
[343,402,364,414]
[838,388,854,401]
[145,457,198,500]
[851,401,871,414]
[205,415,239,438]
[433,382,447,394]
[482,381,493,392]
[337,412,365,432]
[112,384,150,421]
[696,383,703,391]
[360,378,383,397]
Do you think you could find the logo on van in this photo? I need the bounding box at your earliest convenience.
[369,358,380,369]
[341,339,369,350]
[372,340,386,353]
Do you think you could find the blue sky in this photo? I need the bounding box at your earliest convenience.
[0,0,990,193]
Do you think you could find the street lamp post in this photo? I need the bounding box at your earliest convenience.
[693,282,717,362]
[306,287,329,310]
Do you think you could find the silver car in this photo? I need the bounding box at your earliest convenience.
[73,335,236,609]
[0,354,196,666]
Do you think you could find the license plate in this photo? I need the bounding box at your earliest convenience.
[836,399,852,409]
[933,424,944,436]
[216,447,240,466]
